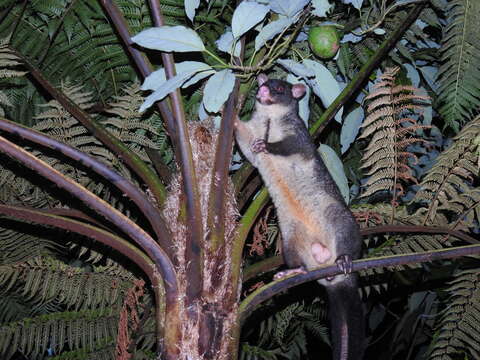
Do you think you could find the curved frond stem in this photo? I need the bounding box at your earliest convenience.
[38,208,112,231]
[207,30,245,253]
[148,0,204,308]
[0,204,169,355]
[0,135,178,302]
[0,117,172,253]
[241,224,479,283]
[229,188,269,304]
[206,81,240,252]
[239,243,480,323]
[9,47,168,206]
[310,1,428,139]
[242,255,283,283]
[360,224,480,244]
[0,205,156,281]
[98,0,177,139]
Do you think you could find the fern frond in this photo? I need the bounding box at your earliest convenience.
[437,0,480,131]
[429,269,480,360]
[0,226,59,265]
[414,114,480,227]
[0,308,118,359]
[0,256,136,311]
[103,82,160,162]
[0,38,27,116]
[360,67,430,204]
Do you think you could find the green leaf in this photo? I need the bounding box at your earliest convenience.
[140,71,202,112]
[270,0,310,17]
[312,0,333,17]
[255,17,293,51]
[277,59,314,78]
[341,106,364,154]
[216,30,242,57]
[303,59,343,123]
[185,0,200,22]
[203,69,236,113]
[131,26,205,52]
[232,2,270,38]
[141,61,213,91]
[318,144,350,204]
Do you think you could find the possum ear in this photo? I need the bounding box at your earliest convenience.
[291,84,306,99]
[258,74,268,86]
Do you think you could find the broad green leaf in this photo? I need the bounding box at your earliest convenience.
[232,2,269,38]
[277,59,314,78]
[270,0,310,17]
[140,71,202,112]
[312,0,333,17]
[343,0,363,9]
[303,59,343,122]
[318,144,350,204]
[203,69,236,113]
[340,106,364,154]
[216,30,242,57]
[185,0,200,22]
[132,26,205,52]
[255,17,292,51]
[141,61,213,91]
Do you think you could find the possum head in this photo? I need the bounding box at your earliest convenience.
[256,74,306,107]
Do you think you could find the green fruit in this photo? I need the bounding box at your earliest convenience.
[308,26,341,59]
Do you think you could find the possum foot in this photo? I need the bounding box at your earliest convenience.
[274,267,307,280]
[252,138,267,153]
[335,254,353,275]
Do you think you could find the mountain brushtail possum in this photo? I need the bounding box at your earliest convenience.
[235,74,365,360]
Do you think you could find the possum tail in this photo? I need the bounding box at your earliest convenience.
[324,275,365,360]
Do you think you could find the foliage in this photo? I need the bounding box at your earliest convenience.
[437,0,480,131]
[0,0,480,359]
[429,269,480,360]
[359,66,430,202]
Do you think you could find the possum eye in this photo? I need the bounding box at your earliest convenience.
[275,85,285,93]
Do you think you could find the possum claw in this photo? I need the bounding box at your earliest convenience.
[335,255,353,275]
[252,139,267,153]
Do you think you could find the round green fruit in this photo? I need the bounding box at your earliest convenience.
[308,26,340,59]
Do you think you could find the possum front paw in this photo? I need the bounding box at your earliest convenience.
[251,139,267,153]
[335,254,353,275]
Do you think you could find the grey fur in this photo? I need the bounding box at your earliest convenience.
[235,76,365,360]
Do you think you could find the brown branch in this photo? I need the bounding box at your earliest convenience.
[147,0,204,306]
[0,205,156,281]
[241,225,479,282]
[0,117,172,252]
[206,69,242,251]
[243,255,283,282]
[239,243,480,322]
[39,208,111,231]
[145,147,173,185]
[0,134,178,302]
[9,47,168,206]
[360,225,480,244]
[98,0,176,140]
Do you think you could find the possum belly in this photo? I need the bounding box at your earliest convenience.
[262,154,340,270]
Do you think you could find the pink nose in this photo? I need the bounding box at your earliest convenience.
[258,85,270,97]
